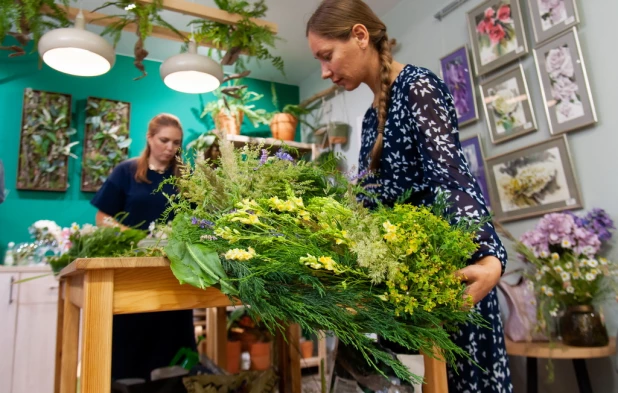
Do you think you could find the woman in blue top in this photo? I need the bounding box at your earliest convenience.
[307,1,512,392]
[91,113,196,381]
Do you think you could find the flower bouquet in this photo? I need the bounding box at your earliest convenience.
[514,209,616,345]
[163,135,488,383]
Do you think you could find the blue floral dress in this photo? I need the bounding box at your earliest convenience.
[358,65,513,393]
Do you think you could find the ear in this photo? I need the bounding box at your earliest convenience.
[350,24,370,49]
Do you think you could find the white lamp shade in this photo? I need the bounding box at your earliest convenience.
[160,42,223,94]
[38,25,115,77]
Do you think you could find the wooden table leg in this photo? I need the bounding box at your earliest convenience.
[527,357,538,393]
[276,326,290,393]
[422,349,448,393]
[54,280,65,393]
[59,277,81,393]
[206,307,227,369]
[287,324,301,393]
[80,271,114,393]
[573,359,594,393]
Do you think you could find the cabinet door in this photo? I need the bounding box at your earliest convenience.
[11,303,58,393]
[0,272,19,393]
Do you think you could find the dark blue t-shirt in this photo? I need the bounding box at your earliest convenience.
[90,159,176,230]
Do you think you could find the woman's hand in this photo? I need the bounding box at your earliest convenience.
[455,256,502,306]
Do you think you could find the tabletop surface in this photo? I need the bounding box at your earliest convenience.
[58,256,169,277]
[506,337,617,359]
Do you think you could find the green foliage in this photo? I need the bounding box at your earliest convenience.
[190,0,284,74]
[162,138,486,383]
[82,98,132,192]
[268,82,320,130]
[201,79,270,129]
[48,225,147,274]
[17,88,78,191]
[0,0,71,56]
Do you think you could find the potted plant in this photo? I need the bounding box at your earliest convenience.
[0,0,71,57]
[227,307,272,371]
[201,80,269,135]
[299,328,314,359]
[268,83,320,141]
[190,0,283,74]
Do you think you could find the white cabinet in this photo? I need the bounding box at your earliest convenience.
[0,268,58,393]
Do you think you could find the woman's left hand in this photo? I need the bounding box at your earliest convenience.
[455,256,502,305]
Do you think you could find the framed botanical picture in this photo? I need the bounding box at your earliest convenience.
[533,28,596,135]
[439,45,479,127]
[485,135,582,222]
[479,64,537,144]
[527,0,579,45]
[460,134,492,209]
[467,0,528,76]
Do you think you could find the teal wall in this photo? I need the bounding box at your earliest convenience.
[0,40,299,256]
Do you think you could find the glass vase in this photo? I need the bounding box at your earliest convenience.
[560,305,609,347]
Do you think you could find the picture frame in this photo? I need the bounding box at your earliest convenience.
[485,135,582,223]
[527,0,579,45]
[479,64,537,144]
[17,88,74,192]
[533,27,596,135]
[439,45,479,127]
[460,134,492,209]
[81,97,132,192]
[467,0,529,76]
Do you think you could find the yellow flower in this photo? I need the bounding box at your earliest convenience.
[383,221,397,233]
[318,256,336,271]
[551,253,560,261]
[298,210,311,221]
[224,247,256,261]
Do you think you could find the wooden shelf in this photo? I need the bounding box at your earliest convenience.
[506,337,616,359]
[225,134,318,160]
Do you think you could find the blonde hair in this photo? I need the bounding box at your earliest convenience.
[135,113,183,183]
[307,0,392,171]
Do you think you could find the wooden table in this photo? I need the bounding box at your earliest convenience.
[54,256,447,393]
[506,337,617,393]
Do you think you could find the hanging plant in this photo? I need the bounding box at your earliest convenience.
[81,97,132,192]
[93,0,184,79]
[0,0,71,57]
[191,0,283,74]
[17,88,78,191]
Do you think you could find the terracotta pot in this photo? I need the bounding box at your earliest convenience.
[216,112,244,135]
[226,340,241,374]
[300,340,314,359]
[270,113,298,141]
[327,122,349,145]
[249,341,271,370]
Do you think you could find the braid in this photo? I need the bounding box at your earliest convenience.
[368,32,393,172]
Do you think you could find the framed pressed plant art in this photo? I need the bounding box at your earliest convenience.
[17,88,76,192]
[460,134,492,209]
[479,64,537,144]
[485,135,582,222]
[533,27,596,135]
[527,0,579,45]
[439,45,479,127]
[467,0,529,76]
[81,97,132,192]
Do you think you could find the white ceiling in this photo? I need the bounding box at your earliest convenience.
[80,0,403,85]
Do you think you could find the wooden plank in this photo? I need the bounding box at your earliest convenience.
[68,274,83,309]
[506,337,617,359]
[287,324,302,393]
[206,307,228,369]
[40,5,230,51]
[140,0,278,33]
[80,270,114,393]
[113,267,232,314]
[59,278,80,393]
[422,349,448,393]
[59,256,169,277]
[54,280,64,393]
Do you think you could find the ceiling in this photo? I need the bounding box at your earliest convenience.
[80,0,403,85]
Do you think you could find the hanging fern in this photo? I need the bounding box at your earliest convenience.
[93,0,184,79]
[0,0,71,56]
[191,0,284,75]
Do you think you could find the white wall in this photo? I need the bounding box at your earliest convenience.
[299,1,618,392]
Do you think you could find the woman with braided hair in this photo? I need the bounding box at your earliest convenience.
[307,1,512,392]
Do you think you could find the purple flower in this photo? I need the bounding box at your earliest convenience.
[346,169,370,182]
[583,208,615,242]
[191,217,199,225]
[520,229,549,257]
[200,219,214,229]
[260,149,269,165]
[275,149,294,162]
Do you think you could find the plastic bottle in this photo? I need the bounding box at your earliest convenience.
[4,242,15,266]
[240,351,250,371]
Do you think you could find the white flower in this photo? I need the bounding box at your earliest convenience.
[80,224,97,236]
[551,253,560,261]
[560,272,571,281]
[124,3,136,10]
[566,286,575,294]
[545,46,574,79]
[585,273,596,282]
[554,266,564,273]
[588,259,599,268]
[600,258,608,266]
[540,251,549,258]
[549,309,558,317]
[572,271,581,280]
[565,262,573,269]
[580,259,589,267]
[493,88,519,116]
[561,239,572,248]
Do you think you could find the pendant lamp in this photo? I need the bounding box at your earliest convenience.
[38,10,116,77]
[160,40,223,94]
